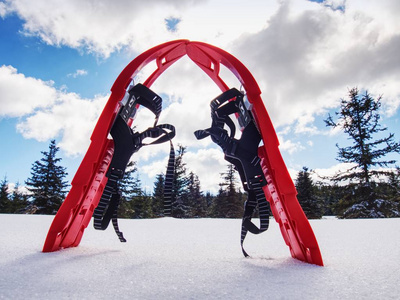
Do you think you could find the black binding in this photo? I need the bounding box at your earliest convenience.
[194,88,270,257]
[93,83,175,241]
[94,85,269,255]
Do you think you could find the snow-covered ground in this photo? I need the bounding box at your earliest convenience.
[0,214,399,299]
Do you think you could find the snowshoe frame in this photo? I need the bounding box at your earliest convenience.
[42,40,323,266]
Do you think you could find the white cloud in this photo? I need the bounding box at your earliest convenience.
[232,0,400,131]
[184,148,229,193]
[323,0,346,11]
[6,182,29,195]
[277,134,305,155]
[1,0,279,57]
[130,56,223,152]
[0,1,9,17]
[140,157,169,179]
[1,0,205,57]
[67,69,88,78]
[16,93,107,156]
[312,162,358,184]
[139,147,231,194]
[0,64,107,156]
[0,65,56,117]
[289,162,358,184]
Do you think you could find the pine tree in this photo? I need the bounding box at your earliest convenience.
[212,164,244,218]
[314,183,343,216]
[295,167,323,219]
[152,173,165,217]
[118,161,142,218]
[135,195,153,219]
[325,88,400,218]
[118,161,153,219]
[204,191,214,213]
[386,167,400,213]
[187,172,206,217]
[10,182,29,213]
[151,145,208,218]
[0,177,11,213]
[325,88,400,184]
[171,145,190,218]
[25,140,68,214]
[386,167,400,200]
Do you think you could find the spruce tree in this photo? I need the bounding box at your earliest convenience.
[187,172,206,217]
[201,192,214,217]
[325,88,400,184]
[212,164,244,218]
[0,177,11,213]
[132,195,153,219]
[314,183,343,216]
[25,140,68,214]
[386,167,400,202]
[10,182,29,213]
[325,88,400,218]
[171,145,190,218]
[295,167,322,219]
[152,173,165,217]
[118,161,142,218]
[119,161,153,219]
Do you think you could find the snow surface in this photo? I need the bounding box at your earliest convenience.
[1,215,399,299]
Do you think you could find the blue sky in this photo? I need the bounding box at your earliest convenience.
[1,0,399,193]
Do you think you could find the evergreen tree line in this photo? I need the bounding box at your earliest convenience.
[294,166,400,219]
[0,142,246,218]
[0,179,30,214]
[117,146,245,219]
[1,87,399,219]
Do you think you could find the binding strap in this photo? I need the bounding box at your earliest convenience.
[163,141,175,217]
[194,88,270,257]
[94,83,175,241]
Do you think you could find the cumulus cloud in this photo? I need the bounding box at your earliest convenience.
[184,148,230,193]
[129,56,224,156]
[1,0,279,57]
[16,93,107,156]
[0,65,56,117]
[1,64,107,156]
[233,0,400,131]
[1,0,204,57]
[277,134,305,154]
[312,162,358,184]
[288,162,359,184]
[139,147,230,194]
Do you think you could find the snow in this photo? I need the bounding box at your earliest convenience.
[1,215,399,299]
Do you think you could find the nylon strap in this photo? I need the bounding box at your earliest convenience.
[195,88,270,257]
[93,171,126,242]
[163,141,175,217]
[94,84,175,241]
